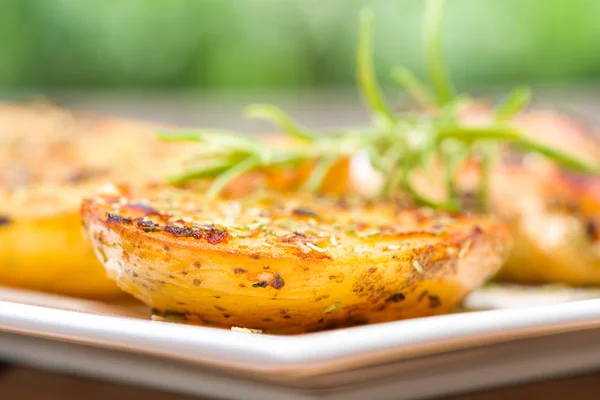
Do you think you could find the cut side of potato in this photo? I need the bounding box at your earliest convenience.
[81,185,511,333]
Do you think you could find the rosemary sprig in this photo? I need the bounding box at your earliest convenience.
[357,9,394,122]
[159,0,599,208]
[423,0,454,105]
[244,104,317,142]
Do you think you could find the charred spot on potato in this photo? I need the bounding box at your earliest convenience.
[253,281,268,288]
[214,305,225,312]
[107,213,132,224]
[280,308,288,315]
[387,293,406,303]
[181,270,188,275]
[368,267,377,274]
[271,273,285,289]
[194,262,202,268]
[202,226,229,244]
[418,290,429,302]
[0,215,12,227]
[193,279,201,286]
[292,208,318,218]
[164,225,202,239]
[233,268,247,274]
[428,294,442,309]
[283,315,292,319]
[239,283,246,288]
[263,265,270,270]
[136,219,160,233]
[251,254,260,260]
[223,313,231,318]
[586,220,598,241]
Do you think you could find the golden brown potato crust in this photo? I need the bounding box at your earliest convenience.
[81,185,511,333]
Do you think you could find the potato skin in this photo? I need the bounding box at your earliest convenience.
[81,186,511,333]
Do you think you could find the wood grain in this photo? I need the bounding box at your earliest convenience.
[2,366,600,400]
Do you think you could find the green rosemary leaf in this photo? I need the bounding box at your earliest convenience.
[437,125,522,143]
[357,8,394,121]
[423,0,454,106]
[158,129,267,156]
[403,169,458,211]
[158,129,241,142]
[515,136,599,174]
[440,139,465,201]
[324,301,341,313]
[205,156,261,200]
[244,104,317,141]
[165,158,237,185]
[302,155,338,193]
[391,66,436,109]
[477,143,495,210]
[439,126,599,174]
[495,86,532,121]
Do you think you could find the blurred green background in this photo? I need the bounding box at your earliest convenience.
[0,0,599,92]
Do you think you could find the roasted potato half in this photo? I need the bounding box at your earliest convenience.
[492,165,600,285]
[81,185,511,333]
[0,103,199,297]
[460,104,600,285]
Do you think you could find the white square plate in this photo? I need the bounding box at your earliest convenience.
[1,285,600,399]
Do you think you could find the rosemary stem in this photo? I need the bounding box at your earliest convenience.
[303,156,338,192]
[206,156,260,200]
[402,169,458,211]
[166,160,234,185]
[438,127,599,174]
[495,86,532,121]
[423,0,453,105]
[391,67,436,109]
[477,144,494,210]
[357,8,393,120]
[244,104,316,141]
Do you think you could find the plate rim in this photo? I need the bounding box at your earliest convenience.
[2,297,600,376]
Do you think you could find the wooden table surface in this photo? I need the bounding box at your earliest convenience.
[2,365,600,400]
